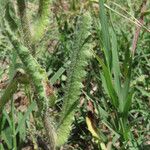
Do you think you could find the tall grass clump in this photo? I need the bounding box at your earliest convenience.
[87,0,135,148]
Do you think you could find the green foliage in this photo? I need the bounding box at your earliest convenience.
[17,0,32,49]
[32,0,52,42]
[0,101,36,149]
[56,12,93,146]
[93,0,134,144]
[0,0,57,149]
[4,19,57,149]
[99,0,111,68]
[0,0,149,149]
[5,22,46,110]
[0,79,17,113]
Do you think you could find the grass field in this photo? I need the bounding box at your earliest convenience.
[0,0,149,149]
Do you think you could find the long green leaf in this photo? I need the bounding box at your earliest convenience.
[17,112,26,141]
[95,54,119,108]
[99,0,111,68]
[120,57,132,112]
[110,28,121,97]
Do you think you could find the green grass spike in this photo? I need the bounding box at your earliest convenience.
[56,12,93,147]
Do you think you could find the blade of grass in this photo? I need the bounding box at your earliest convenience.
[10,98,17,150]
[98,0,111,68]
[120,57,132,112]
[123,89,134,117]
[1,128,12,149]
[16,101,36,134]
[110,28,121,97]
[0,144,5,150]
[94,53,119,108]
[2,110,12,129]
[17,112,26,141]
[50,61,70,85]
[91,1,150,32]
